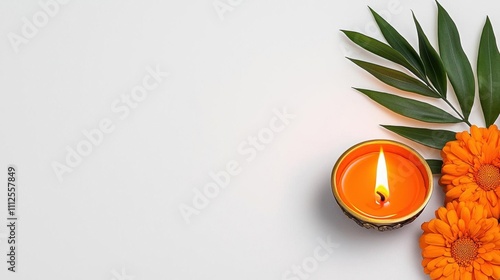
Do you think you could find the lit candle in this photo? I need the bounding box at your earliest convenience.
[331,140,433,231]
[375,147,389,204]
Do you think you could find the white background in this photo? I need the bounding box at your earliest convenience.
[0,0,498,279]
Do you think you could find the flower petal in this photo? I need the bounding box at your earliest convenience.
[471,206,485,222]
[423,246,447,258]
[430,267,443,279]
[446,187,463,201]
[492,264,500,279]
[426,256,447,270]
[447,210,458,226]
[474,268,488,280]
[424,234,447,246]
[481,262,493,276]
[442,263,455,276]
[460,207,471,224]
[437,207,448,222]
[463,270,472,280]
[435,219,454,239]
[450,142,473,163]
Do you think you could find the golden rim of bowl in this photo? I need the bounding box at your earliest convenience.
[331,139,434,225]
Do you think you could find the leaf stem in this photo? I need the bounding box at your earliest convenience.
[423,79,472,127]
[441,97,472,127]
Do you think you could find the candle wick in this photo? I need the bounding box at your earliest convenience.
[376,191,386,203]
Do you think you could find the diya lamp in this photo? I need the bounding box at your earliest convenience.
[331,140,433,231]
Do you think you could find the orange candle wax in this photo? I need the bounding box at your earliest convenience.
[331,140,433,230]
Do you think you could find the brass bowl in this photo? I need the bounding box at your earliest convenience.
[331,140,434,231]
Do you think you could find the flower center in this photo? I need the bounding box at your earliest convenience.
[476,164,500,191]
[451,237,478,266]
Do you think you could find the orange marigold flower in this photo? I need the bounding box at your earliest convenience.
[440,125,500,218]
[420,201,500,279]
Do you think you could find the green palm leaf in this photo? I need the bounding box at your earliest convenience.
[437,2,475,120]
[369,7,426,80]
[477,17,500,126]
[348,58,440,98]
[381,125,456,149]
[426,159,443,175]
[341,30,421,77]
[413,13,447,97]
[355,88,462,123]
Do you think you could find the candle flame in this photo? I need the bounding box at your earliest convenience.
[375,147,390,203]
